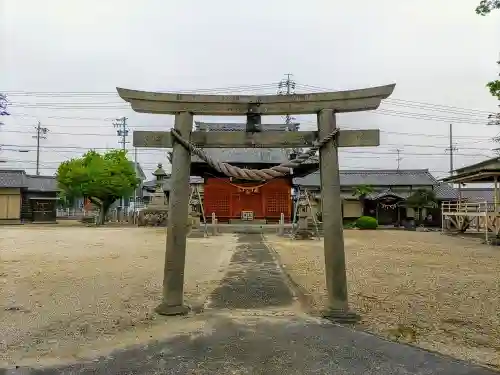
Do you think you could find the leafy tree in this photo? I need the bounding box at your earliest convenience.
[475,0,500,15]
[476,1,500,99]
[0,94,10,126]
[406,188,437,223]
[56,190,77,209]
[486,62,500,100]
[352,184,374,199]
[352,184,374,215]
[56,149,139,225]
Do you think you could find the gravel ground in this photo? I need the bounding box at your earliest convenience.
[0,226,236,367]
[265,230,500,369]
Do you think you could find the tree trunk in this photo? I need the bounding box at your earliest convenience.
[89,197,112,226]
[97,201,112,226]
[359,195,366,216]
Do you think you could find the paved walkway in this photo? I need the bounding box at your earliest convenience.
[2,234,497,374]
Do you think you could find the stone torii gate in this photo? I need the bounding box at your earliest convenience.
[117,83,395,322]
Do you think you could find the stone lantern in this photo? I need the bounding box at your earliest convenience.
[137,163,169,227]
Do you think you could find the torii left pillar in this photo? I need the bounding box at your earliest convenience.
[155,111,193,315]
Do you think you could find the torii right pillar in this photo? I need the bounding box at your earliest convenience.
[317,109,358,322]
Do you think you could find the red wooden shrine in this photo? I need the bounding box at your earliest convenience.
[203,177,292,223]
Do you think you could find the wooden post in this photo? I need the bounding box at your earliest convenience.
[494,176,498,213]
[155,111,193,316]
[317,109,358,322]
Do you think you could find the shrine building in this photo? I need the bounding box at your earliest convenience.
[189,122,318,223]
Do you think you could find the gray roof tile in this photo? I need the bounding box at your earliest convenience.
[0,170,59,192]
[191,122,297,165]
[25,175,58,192]
[433,182,459,200]
[195,122,300,132]
[294,169,438,187]
[0,170,25,188]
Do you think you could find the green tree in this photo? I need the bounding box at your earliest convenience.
[56,149,139,225]
[406,188,437,224]
[476,0,500,99]
[352,184,374,215]
[475,0,500,15]
[57,190,76,209]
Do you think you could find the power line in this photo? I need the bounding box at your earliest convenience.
[5,113,495,139]
[295,83,496,116]
[32,121,48,175]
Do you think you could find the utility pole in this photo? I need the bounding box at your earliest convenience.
[133,146,138,205]
[278,74,299,160]
[277,74,296,129]
[394,148,403,170]
[32,121,48,175]
[113,116,129,151]
[445,123,458,177]
[113,117,129,212]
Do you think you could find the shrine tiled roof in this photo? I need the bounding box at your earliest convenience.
[191,121,300,165]
[195,122,300,132]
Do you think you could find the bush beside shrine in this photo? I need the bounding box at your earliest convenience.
[355,216,378,230]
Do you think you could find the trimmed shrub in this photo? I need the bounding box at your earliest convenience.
[355,216,378,230]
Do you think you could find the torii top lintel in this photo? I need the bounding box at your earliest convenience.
[116,84,396,116]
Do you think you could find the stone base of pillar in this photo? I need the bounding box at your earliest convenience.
[321,308,361,324]
[294,229,314,240]
[155,303,190,316]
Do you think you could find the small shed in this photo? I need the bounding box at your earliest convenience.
[21,175,59,223]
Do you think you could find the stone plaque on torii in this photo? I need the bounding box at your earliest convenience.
[117,83,396,322]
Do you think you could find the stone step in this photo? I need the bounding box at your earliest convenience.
[229,219,267,225]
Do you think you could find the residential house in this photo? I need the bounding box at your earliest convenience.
[293,169,458,226]
[0,169,59,223]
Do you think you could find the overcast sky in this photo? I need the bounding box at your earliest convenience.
[1,0,499,179]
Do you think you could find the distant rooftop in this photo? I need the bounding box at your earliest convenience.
[0,169,58,191]
[294,169,458,200]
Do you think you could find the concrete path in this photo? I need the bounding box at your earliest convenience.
[2,234,497,374]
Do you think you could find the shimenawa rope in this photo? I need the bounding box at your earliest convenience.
[170,128,339,181]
